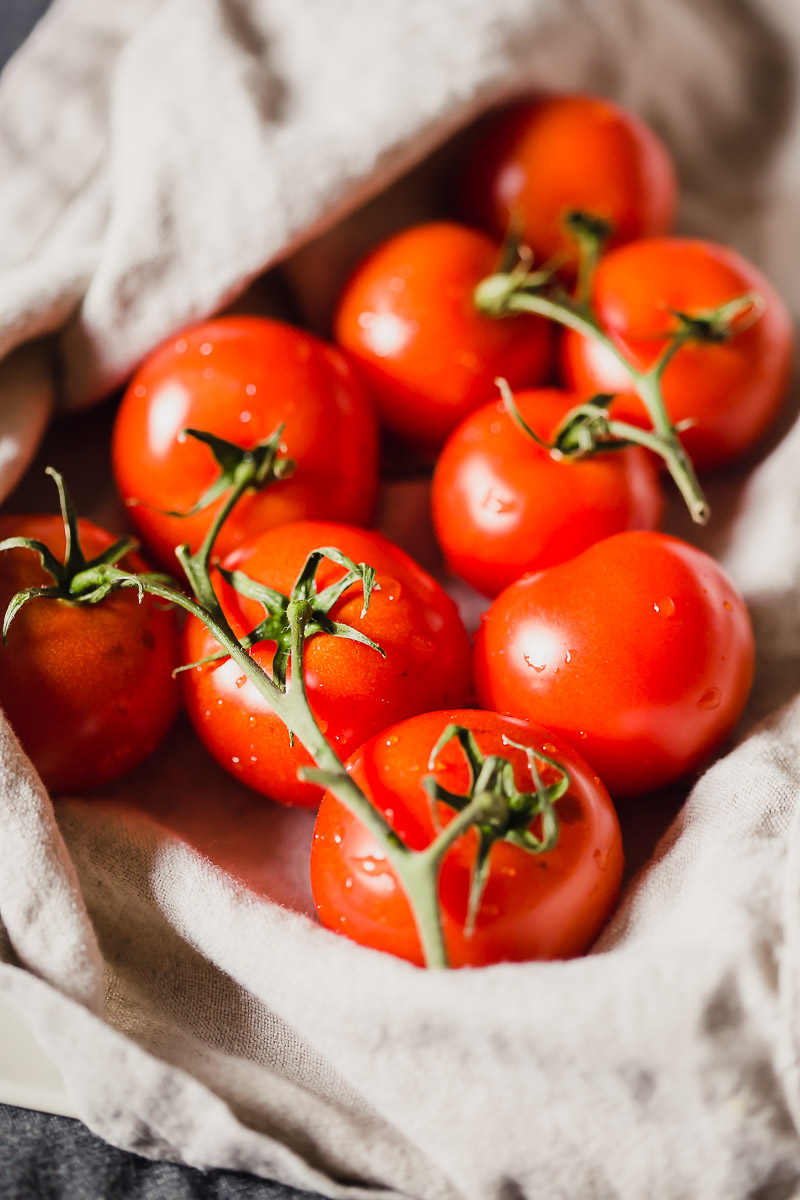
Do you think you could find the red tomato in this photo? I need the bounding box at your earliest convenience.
[0,516,180,793]
[311,709,623,967]
[431,388,663,597]
[112,317,379,569]
[334,222,551,446]
[474,531,754,797]
[561,238,794,469]
[182,522,472,807]
[460,94,677,269]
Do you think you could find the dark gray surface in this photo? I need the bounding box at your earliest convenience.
[0,1105,328,1200]
[0,0,51,71]
[0,4,349,1196]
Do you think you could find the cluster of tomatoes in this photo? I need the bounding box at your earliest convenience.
[0,94,792,969]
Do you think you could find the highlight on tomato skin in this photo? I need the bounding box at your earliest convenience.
[561,237,795,471]
[0,515,180,794]
[181,522,473,809]
[311,709,624,968]
[112,315,379,570]
[459,93,677,271]
[431,387,664,598]
[333,221,551,448]
[473,531,756,799]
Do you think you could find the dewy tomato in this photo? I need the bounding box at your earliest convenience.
[561,238,794,470]
[0,515,179,793]
[182,523,472,807]
[474,532,755,797]
[432,387,663,597]
[311,709,623,967]
[460,94,677,269]
[334,222,551,446]
[112,317,379,569]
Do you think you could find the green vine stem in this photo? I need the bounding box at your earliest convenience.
[3,431,571,969]
[474,224,765,526]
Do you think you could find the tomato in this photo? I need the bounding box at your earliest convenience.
[0,516,180,793]
[112,317,379,569]
[182,522,472,807]
[460,94,677,269]
[333,222,551,446]
[311,708,623,967]
[474,531,754,797]
[431,387,663,597]
[561,238,794,470]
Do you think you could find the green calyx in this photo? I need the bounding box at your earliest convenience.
[177,544,385,689]
[423,724,570,936]
[158,426,295,520]
[0,468,169,643]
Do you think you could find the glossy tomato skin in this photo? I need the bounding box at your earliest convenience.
[474,532,755,797]
[0,516,180,793]
[561,238,794,470]
[311,709,623,967]
[112,317,379,569]
[431,388,663,597]
[182,522,472,808]
[460,94,676,269]
[334,222,551,446]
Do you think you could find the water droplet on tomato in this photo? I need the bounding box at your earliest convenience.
[333,833,343,845]
[385,735,398,747]
[344,877,353,889]
[133,384,146,398]
[200,342,213,356]
[249,755,258,763]
[653,596,676,617]
[723,600,733,611]
[202,367,214,380]
[245,383,257,396]
[236,675,246,688]
[523,654,546,673]
[578,730,587,740]
[175,338,188,354]
[231,756,240,765]
[240,410,252,423]
[483,488,516,515]
[564,650,571,664]
[698,687,721,711]
[543,742,556,755]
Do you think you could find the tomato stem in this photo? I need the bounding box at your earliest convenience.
[474,272,711,524]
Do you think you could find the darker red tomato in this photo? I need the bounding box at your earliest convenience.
[561,238,794,469]
[432,388,663,597]
[311,709,623,967]
[333,222,551,446]
[112,317,379,569]
[460,94,676,269]
[182,523,472,808]
[474,531,754,797]
[0,516,180,793]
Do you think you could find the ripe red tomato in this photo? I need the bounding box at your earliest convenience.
[431,387,663,597]
[182,522,472,808]
[561,238,794,469]
[333,222,551,446]
[112,317,379,569]
[0,516,180,793]
[311,708,623,967]
[474,531,754,797]
[460,94,677,269]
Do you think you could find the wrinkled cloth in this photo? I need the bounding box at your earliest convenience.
[3,1,800,1198]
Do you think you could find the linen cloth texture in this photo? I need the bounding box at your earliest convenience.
[2,1,800,1197]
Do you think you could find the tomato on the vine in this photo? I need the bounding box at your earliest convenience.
[0,516,180,793]
[112,317,379,569]
[474,531,755,797]
[311,708,623,967]
[182,522,472,808]
[334,221,551,446]
[432,387,663,597]
[561,238,794,469]
[460,94,677,269]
